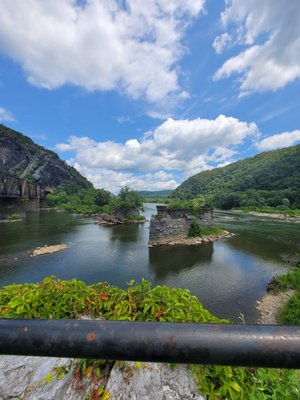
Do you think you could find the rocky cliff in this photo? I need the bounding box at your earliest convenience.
[0,124,92,189]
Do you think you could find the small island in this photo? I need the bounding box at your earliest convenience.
[96,187,145,225]
[30,244,68,257]
[149,205,234,246]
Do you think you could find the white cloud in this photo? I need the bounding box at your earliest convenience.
[146,110,173,120]
[212,32,232,54]
[116,116,130,124]
[0,0,205,104]
[214,1,300,94]
[0,107,15,122]
[256,130,300,151]
[72,163,179,193]
[56,114,258,190]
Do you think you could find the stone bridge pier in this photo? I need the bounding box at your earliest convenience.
[0,172,52,217]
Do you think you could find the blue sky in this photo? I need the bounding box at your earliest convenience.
[0,0,300,192]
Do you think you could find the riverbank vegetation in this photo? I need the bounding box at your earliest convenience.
[46,184,144,219]
[188,220,224,238]
[139,190,172,203]
[167,197,207,214]
[0,277,298,399]
[270,260,300,325]
[239,205,300,217]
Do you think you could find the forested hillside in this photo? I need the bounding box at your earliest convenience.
[172,145,300,209]
[138,190,172,197]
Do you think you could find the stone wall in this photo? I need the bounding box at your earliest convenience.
[149,205,213,244]
[0,197,42,218]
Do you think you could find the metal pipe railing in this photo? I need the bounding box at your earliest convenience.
[0,319,299,368]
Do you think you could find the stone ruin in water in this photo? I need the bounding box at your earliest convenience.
[149,205,213,245]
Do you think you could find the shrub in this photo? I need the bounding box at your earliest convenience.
[7,213,21,220]
[188,220,224,238]
[188,220,203,237]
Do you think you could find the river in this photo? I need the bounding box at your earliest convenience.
[0,203,299,323]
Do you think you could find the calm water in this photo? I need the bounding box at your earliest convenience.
[0,204,299,323]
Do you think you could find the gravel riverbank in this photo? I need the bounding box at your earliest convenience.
[256,290,296,324]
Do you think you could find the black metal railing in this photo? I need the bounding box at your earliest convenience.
[0,319,299,369]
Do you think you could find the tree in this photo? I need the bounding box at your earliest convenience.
[117,187,143,209]
[94,189,112,207]
[112,187,143,216]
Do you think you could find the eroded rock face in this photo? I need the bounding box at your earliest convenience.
[107,362,205,400]
[0,356,205,400]
[0,356,103,400]
[0,124,91,189]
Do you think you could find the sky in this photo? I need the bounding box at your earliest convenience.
[0,0,300,193]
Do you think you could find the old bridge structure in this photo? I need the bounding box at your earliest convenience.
[0,172,51,199]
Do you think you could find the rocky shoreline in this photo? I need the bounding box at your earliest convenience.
[248,211,300,222]
[97,213,145,225]
[148,230,235,247]
[256,289,295,324]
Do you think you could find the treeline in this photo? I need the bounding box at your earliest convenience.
[139,190,173,204]
[47,183,143,215]
[172,144,300,211]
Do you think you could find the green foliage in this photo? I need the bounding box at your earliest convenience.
[112,187,143,216]
[47,185,143,216]
[172,144,300,211]
[271,261,300,324]
[0,277,91,319]
[94,189,112,207]
[241,205,300,216]
[139,190,173,204]
[188,220,203,237]
[7,213,21,220]
[138,190,173,198]
[0,277,298,399]
[248,368,300,400]
[279,294,300,325]
[46,187,105,214]
[0,276,225,323]
[273,266,300,292]
[167,196,208,216]
[188,220,223,238]
[193,365,300,400]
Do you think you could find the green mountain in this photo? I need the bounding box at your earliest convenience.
[138,190,173,197]
[0,124,92,189]
[172,145,300,209]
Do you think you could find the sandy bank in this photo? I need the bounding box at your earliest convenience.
[30,244,68,257]
[248,211,300,222]
[256,290,296,324]
[148,230,235,247]
[0,218,23,223]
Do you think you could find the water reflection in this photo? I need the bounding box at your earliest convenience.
[0,210,79,257]
[226,233,288,263]
[215,210,300,262]
[107,224,141,243]
[149,242,213,278]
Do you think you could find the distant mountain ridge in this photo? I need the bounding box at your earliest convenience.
[138,190,173,197]
[0,124,92,189]
[173,145,300,209]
